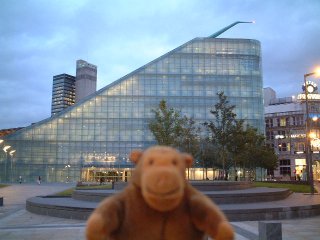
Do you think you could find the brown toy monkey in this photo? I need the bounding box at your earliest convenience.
[86,146,234,240]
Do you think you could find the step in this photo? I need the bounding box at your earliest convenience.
[112,181,254,191]
[72,187,292,204]
[26,192,320,221]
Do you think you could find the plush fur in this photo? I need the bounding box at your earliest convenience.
[86,146,234,240]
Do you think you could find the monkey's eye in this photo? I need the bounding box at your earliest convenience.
[149,159,154,165]
[172,159,177,165]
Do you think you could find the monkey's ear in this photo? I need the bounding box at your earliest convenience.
[182,153,193,168]
[130,150,143,164]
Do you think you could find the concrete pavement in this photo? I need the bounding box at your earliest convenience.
[1,183,320,239]
[0,183,86,240]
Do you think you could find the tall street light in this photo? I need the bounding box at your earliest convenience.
[304,68,320,194]
[3,145,11,182]
[0,140,5,181]
[9,150,16,182]
[65,164,71,182]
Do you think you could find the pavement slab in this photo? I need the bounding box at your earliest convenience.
[1,183,320,240]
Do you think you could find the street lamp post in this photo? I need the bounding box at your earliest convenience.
[3,145,11,182]
[0,140,4,181]
[9,150,16,182]
[65,164,71,182]
[304,70,320,194]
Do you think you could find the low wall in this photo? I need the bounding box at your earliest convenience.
[112,180,254,191]
[190,181,253,191]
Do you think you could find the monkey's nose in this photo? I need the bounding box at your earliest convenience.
[154,171,177,190]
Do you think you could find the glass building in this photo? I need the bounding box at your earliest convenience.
[0,37,263,183]
[51,74,76,116]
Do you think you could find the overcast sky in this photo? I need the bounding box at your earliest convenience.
[0,0,319,129]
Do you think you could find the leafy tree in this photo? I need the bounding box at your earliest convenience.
[149,100,185,146]
[236,126,278,180]
[150,97,278,181]
[198,138,220,179]
[255,145,278,179]
[226,120,247,179]
[177,117,200,157]
[204,92,278,181]
[149,100,200,156]
[204,92,242,179]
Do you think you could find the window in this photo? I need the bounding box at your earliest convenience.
[292,117,296,126]
[278,143,290,152]
[293,116,304,126]
[310,103,319,112]
[280,167,291,176]
[277,130,286,139]
[294,142,305,152]
[266,131,274,140]
[265,118,273,128]
[267,169,274,176]
[279,159,290,165]
[280,118,286,127]
[286,117,290,126]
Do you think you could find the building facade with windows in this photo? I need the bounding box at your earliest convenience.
[51,74,76,116]
[75,59,97,103]
[0,36,264,183]
[264,87,320,181]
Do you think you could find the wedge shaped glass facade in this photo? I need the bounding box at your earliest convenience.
[0,37,263,182]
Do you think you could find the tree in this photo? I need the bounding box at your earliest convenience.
[259,146,278,171]
[177,117,200,157]
[235,126,278,180]
[204,92,242,179]
[149,100,185,146]
[150,97,278,181]
[204,92,277,181]
[149,100,200,156]
[198,138,220,179]
[226,120,247,180]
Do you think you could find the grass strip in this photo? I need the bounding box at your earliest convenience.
[253,182,314,193]
[54,183,113,197]
[54,188,75,197]
[76,184,112,190]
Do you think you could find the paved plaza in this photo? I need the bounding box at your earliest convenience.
[0,183,320,240]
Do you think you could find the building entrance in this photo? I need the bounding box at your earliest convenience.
[81,167,133,183]
[80,167,221,183]
[295,158,307,181]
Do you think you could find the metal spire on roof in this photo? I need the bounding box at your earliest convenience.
[209,21,255,38]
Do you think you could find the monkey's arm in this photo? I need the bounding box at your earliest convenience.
[189,192,234,240]
[86,196,123,240]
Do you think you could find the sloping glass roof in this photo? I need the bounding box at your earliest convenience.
[0,37,263,182]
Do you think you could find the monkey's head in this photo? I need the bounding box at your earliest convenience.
[130,146,193,212]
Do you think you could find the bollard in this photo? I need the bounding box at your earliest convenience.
[0,197,3,206]
[259,222,282,240]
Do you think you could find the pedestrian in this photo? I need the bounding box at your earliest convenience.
[19,176,22,184]
[38,176,41,184]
